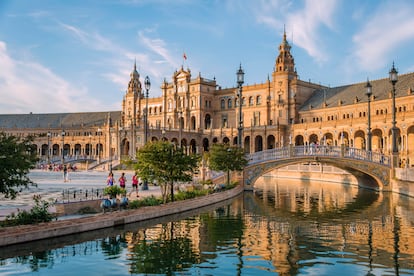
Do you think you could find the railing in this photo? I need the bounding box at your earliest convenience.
[248,145,390,166]
[59,188,105,203]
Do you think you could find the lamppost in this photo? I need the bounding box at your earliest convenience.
[389,63,398,167]
[144,76,150,144]
[236,64,244,148]
[47,131,51,165]
[365,79,372,153]
[143,76,151,191]
[97,128,102,164]
[61,130,65,165]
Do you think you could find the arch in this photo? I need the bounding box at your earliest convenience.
[212,137,218,144]
[244,136,250,154]
[63,144,70,157]
[254,135,263,152]
[204,114,211,129]
[202,138,209,152]
[74,144,81,156]
[309,134,318,144]
[151,136,158,142]
[354,130,365,149]
[233,136,238,146]
[190,139,197,154]
[322,132,333,146]
[52,144,59,156]
[227,99,232,108]
[223,137,230,144]
[243,155,390,191]
[295,135,304,146]
[267,135,275,149]
[41,144,48,156]
[121,138,129,157]
[372,128,383,152]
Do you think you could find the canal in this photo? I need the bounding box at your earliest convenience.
[1,175,414,275]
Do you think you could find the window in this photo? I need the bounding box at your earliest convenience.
[221,99,225,109]
[256,95,262,105]
[228,99,232,108]
[249,96,254,106]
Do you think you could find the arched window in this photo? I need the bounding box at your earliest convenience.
[249,96,254,106]
[256,95,261,105]
[221,99,225,109]
[228,99,232,108]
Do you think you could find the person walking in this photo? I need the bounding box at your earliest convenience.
[63,165,68,182]
[119,172,126,189]
[106,172,114,186]
[132,172,139,197]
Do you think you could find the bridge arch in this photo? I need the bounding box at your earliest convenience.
[244,146,391,192]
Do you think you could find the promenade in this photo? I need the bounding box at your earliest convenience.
[0,170,162,220]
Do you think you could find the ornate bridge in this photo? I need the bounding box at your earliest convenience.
[244,145,392,191]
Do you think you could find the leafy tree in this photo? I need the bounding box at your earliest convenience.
[208,144,248,186]
[0,132,38,199]
[135,141,200,202]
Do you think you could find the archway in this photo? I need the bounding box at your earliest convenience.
[354,130,365,149]
[254,135,263,152]
[204,114,211,129]
[244,136,250,154]
[295,135,304,146]
[223,137,230,144]
[267,135,275,149]
[202,138,209,152]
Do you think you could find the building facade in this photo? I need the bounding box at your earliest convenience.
[1,32,413,168]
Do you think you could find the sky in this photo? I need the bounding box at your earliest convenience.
[1,0,414,114]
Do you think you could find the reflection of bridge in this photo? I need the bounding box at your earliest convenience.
[244,145,392,191]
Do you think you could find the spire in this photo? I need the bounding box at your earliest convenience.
[283,24,286,41]
[274,25,295,74]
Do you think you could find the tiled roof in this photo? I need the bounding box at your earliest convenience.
[300,72,414,111]
[0,111,122,129]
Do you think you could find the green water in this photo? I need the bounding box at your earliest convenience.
[1,177,414,275]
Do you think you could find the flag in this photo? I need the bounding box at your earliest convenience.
[183,53,187,60]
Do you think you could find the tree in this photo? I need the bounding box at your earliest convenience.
[135,141,200,202]
[0,132,38,199]
[208,144,248,186]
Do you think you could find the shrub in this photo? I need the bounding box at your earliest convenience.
[128,195,163,209]
[1,195,56,227]
[104,186,125,198]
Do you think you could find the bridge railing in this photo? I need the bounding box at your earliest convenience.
[248,145,390,166]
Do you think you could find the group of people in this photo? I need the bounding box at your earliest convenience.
[106,172,141,197]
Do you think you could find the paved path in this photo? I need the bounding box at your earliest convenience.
[0,170,162,220]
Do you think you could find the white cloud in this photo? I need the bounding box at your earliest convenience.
[254,0,339,64]
[352,1,414,71]
[0,41,101,114]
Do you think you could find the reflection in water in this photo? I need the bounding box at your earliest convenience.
[1,177,414,275]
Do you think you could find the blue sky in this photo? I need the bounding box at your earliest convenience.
[1,0,414,114]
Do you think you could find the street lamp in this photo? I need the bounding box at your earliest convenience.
[236,64,244,148]
[47,131,51,165]
[144,76,150,144]
[143,76,151,191]
[389,63,398,166]
[61,130,65,165]
[365,79,372,153]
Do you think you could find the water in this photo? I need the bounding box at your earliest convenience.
[1,174,414,275]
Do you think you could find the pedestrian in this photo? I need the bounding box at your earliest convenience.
[119,172,126,189]
[63,165,68,182]
[132,172,139,197]
[107,172,114,186]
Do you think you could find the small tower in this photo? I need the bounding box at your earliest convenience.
[122,61,142,128]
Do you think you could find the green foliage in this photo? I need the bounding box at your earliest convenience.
[135,141,200,202]
[0,132,38,199]
[207,144,248,185]
[103,185,125,198]
[128,195,163,209]
[1,195,55,227]
[174,189,210,201]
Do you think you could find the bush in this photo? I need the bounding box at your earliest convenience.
[104,186,125,198]
[174,189,209,201]
[128,195,163,209]
[1,195,56,227]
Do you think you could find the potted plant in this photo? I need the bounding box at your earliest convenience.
[103,186,124,199]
